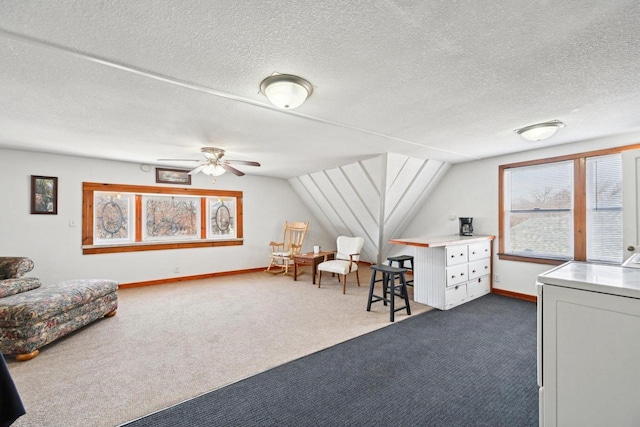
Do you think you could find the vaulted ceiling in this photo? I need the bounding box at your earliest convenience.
[1,1,640,179]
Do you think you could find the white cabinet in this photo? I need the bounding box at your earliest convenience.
[537,262,640,427]
[468,258,491,280]
[467,274,490,299]
[412,236,493,310]
[446,263,468,286]
[468,241,491,261]
[445,245,468,265]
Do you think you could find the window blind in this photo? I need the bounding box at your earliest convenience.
[586,154,622,263]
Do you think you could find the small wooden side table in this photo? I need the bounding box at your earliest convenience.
[293,251,335,284]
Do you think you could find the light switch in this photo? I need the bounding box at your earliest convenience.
[69,219,77,227]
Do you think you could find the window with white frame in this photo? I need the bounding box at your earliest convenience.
[142,195,201,241]
[94,192,134,244]
[208,197,236,237]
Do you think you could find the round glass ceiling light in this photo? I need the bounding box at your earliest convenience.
[260,74,313,109]
[516,120,565,141]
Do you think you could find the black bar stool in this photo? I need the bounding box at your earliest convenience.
[366,264,411,322]
[387,255,414,286]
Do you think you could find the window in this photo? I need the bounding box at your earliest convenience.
[83,183,243,254]
[503,161,574,260]
[499,148,625,265]
[586,155,622,263]
[142,195,201,242]
[94,192,134,244]
[208,197,236,236]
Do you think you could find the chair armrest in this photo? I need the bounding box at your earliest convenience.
[0,257,34,280]
[322,251,338,261]
[347,253,360,273]
[269,241,284,250]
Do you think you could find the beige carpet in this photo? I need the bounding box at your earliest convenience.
[6,267,430,427]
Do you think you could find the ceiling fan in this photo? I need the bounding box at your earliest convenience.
[158,147,261,181]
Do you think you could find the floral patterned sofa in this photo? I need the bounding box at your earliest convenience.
[0,257,118,361]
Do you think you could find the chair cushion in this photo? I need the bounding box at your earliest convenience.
[0,258,34,280]
[271,251,292,257]
[318,260,359,275]
[0,277,42,298]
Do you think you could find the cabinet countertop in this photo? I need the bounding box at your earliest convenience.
[388,235,495,248]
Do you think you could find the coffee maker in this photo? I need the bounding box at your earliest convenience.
[459,217,473,236]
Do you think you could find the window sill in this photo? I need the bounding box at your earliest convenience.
[83,239,244,254]
[497,253,569,266]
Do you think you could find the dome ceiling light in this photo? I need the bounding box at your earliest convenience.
[260,73,313,109]
[515,120,565,141]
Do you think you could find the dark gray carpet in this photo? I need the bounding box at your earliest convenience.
[124,294,538,427]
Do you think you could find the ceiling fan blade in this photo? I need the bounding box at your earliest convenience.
[225,159,261,167]
[157,158,200,162]
[188,164,207,175]
[222,164,245,176]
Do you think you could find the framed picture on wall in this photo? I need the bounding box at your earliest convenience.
[155,168,192,185]
[31,175,58,214]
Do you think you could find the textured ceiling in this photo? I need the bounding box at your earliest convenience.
[1,1,640,178]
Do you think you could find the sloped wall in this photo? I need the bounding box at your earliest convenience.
[288,153,450,263]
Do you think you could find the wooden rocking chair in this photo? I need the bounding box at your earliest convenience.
[265,221,309,275]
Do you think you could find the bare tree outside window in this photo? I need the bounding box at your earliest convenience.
[143,196,200,240]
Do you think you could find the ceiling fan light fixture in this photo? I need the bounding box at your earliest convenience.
[202,163,226,177]
[516,120,565,142]
[162,146,259,181]
[260,74,313,109]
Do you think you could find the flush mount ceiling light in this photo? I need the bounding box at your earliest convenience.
[516,120,565,142]
[260,74,313,109]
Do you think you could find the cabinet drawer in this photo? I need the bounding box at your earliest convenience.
[468,275,490,298]
[468,241,491,261]
[445,283,467,309]
[446,264,468,286]
[446,245,469,266]
[468,258,491,280]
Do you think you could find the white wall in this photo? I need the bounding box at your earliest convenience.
[0,148,334,285]
[401,132,640,296]
[5,130,640,293]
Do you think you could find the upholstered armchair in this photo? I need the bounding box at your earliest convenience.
[317,236,364,294]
